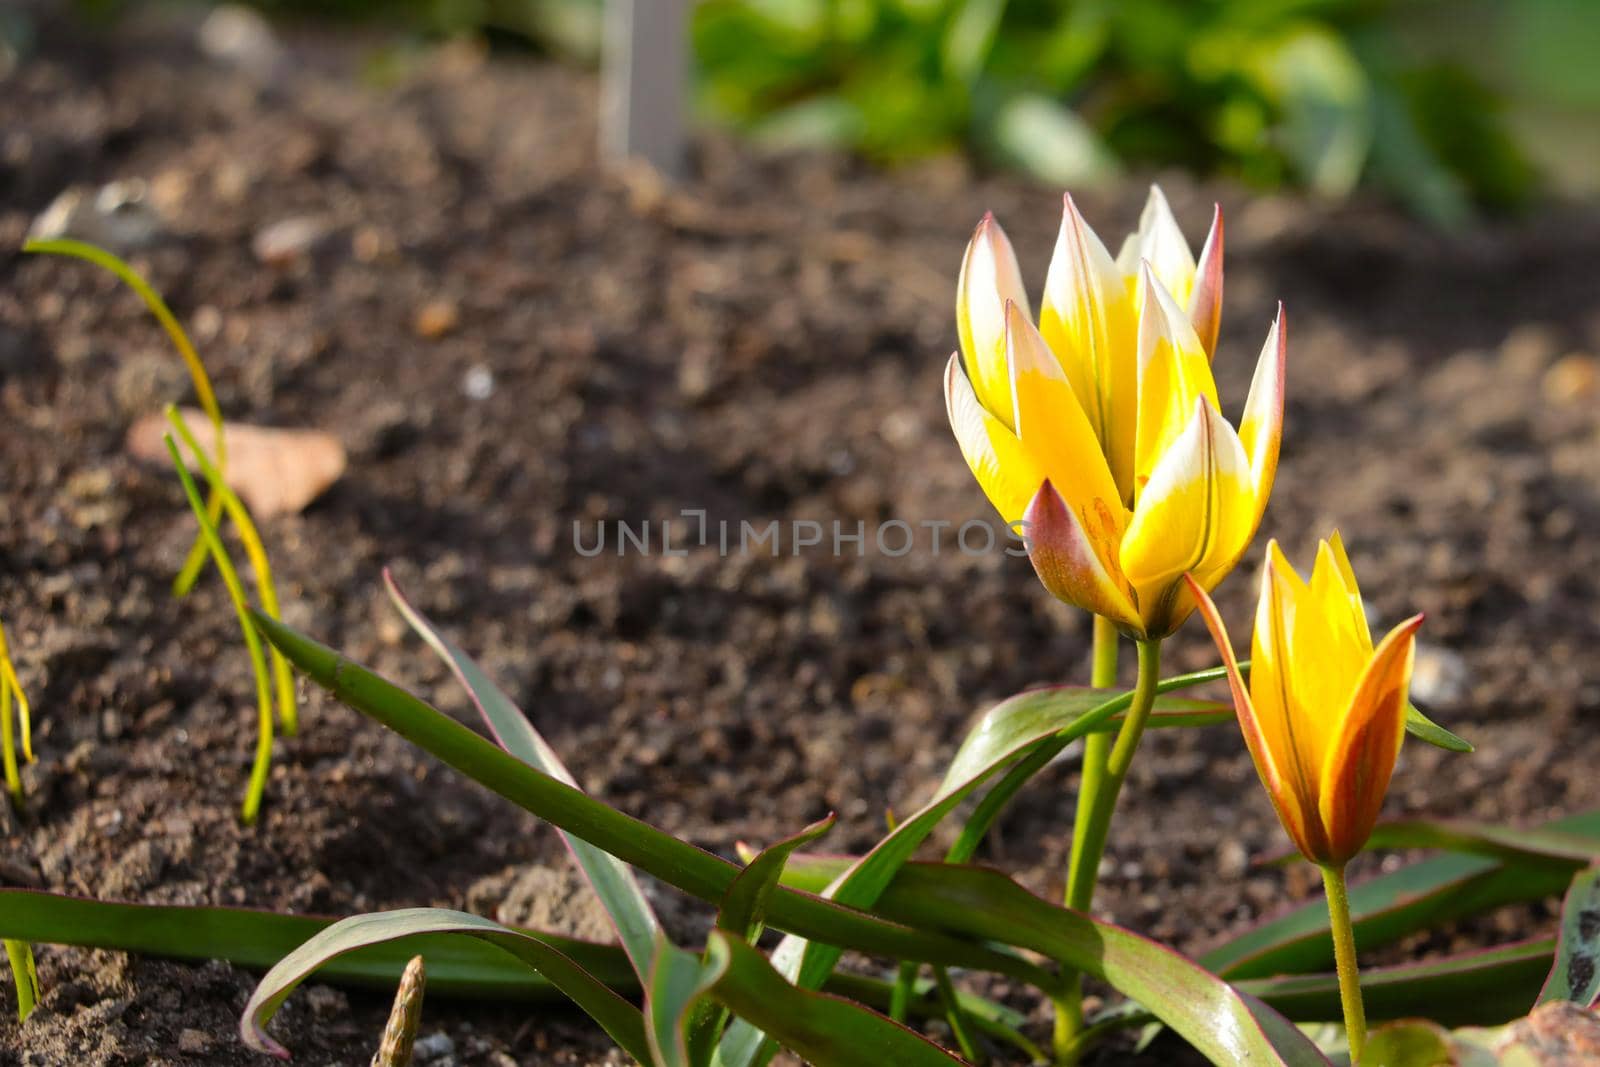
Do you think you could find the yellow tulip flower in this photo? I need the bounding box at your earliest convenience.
[1187,537,1424,866]
[946,193,1280,639]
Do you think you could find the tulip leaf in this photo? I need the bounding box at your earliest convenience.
[1242,938,1555,1028]
[1358,1019,1457,1067]
[719,815,837,943]
[0,888,1026,1037]
[704,932,969,1067]
[1537,865,1600,1007]
[239,908,651,1062]
[1365,819,1600,867]
[1402,702,1473,753]
[1204,810,1600,979]
[384,573,662,979]
[249,610,1059,990]
[255,613,1326,1065]
[648,937,725,1067]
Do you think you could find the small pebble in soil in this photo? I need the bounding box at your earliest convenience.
[253,216,329,267]
[412,1031,456,1064]
[177,1029,211,1054]
[414,299,460,339]
[1410,643,1472,709]
[462,364,495,400]
[1544,353,1598,405]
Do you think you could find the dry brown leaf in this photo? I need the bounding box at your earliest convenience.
[127,408,346,518]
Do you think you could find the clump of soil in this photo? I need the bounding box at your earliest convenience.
[1,4,1598,1064]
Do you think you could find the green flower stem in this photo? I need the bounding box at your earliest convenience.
[1067,616,1122,901]
[1321,863,1367,1062]
[1054,635,1159,1064]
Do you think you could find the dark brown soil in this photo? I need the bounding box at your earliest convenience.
[2,4,1598,1065]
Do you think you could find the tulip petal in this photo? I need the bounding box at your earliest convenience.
[1023,480,1140,630]
[957,214,1031,428]
[1133,266,1221,496]
[1186,572,1318,861]
[1116,185,1197,306]
[1005,304,1125,535]
[1120,397,1254,608]
[1324,530,1372,650]
[1189,205,1224,359]
[944,354,1046,527]
[1237,305,1286,516]
[1040,194,1138,500]
[1309,534,1373,669]
[1252,543,1333,862]
[1318,613,1424,864]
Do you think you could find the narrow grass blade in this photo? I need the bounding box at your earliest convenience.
[250,611,1058,990]
[166,437,274,825]
[240,909,650,1062]
[168,406,298,736]
[372,956,425,1067]
[23,238,227,595]
[0,618,32,808]
[0,620,32,764]
[1203,810,1600,979]
[1537,866,1600,1006]
[4,940,38,1021]
[704,932,969,1067]
[384,572,660,979]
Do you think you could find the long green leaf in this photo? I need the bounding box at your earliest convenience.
[1242,939,1554,1027]
[250,610,1057,990]
[718,687,1147,1067]
[705,933,968,1067]
[241,908,650,1061]
[0,888,635,999]
[260,612,1327,1064]
[4,940,38,1021]
[384,573,661,979]
[1203,810,1600,979]
[0,888,1022,1033]
[1537,866,1600,1006]
[648,937,725,1067]
[1362,819,1600,867]
[718,816,836,943]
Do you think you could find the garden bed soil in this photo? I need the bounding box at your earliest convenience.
[2,6,1599,1065]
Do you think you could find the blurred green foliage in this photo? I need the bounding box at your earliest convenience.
[91,0,1581,218]
[690,0,1538,222]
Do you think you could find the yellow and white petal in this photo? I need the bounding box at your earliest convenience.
[1133,266,1221,497]
[1115,185,1197,305]
[1006,303,1125,534]
[957,214,1031,427]
[1317,613,1424,864]
[1237,304,1287,516]
[1122,396,1251,588]
[944,353,1046,526]
[1040,194,1138,500]
[1189,205,1224,359]
[1187,572,1312,856]
[1024,480,1141,630]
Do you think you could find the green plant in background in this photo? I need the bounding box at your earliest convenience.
[21,241,300,821]
[692,0,1538,222]
[1,617,39,1023]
